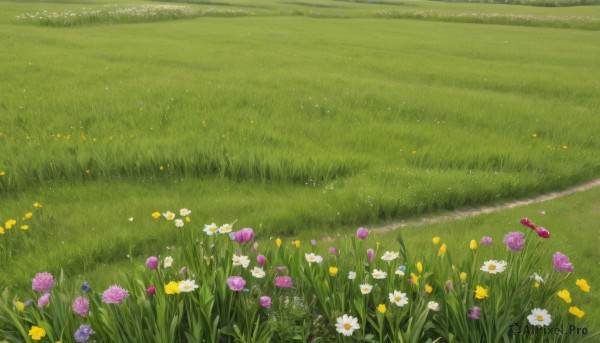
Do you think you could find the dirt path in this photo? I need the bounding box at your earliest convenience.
[367,178,600,233]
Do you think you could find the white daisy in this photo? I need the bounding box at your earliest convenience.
[381,251,399,262]
[203,223,219,235]
[348,271,356,280]
[178,279,198,293]
[174,219,184,228]
[164,256,173,268]
[179,208,191,216]
[480,260,507,274]
[427,301,440,312]
[219,223,233,234]
[359,283,373,294]
[372,269,387,279]
[232,255,250,268]
[389,290,408,307]
[527,308,552,327]
[251,267,266,278]
[530,273,544,283]
[305,253,323,264]
[163,212,175,220]
[335,314,360,337]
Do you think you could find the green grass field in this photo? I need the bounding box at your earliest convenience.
[1,0,599,328]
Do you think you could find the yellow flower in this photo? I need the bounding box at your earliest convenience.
[437,243,447,257]
[575,279,590,292]
[185,217,191,223]
[416,261,423,274]
[425,284,433,294]
[410,273,419,285]
[329,266,339,276]
[557,289,572,303]
[460,272,467,282]
[377,304,387,314]
[276,238,282,248]
[532,133,538,138]
[33,202,42,208]
[562,145,568,150]
[159,165,164,171]
[20,225,29,230]
[432,236,440,245]
[151,212,161,219]
[24,212,33,219]
[0,227,4,235]
[475,285,488,299]
[376,241,381,249]
[5,219,16,229]
[469,240,477,250]
[534,282,540,288]
[164,281,181,295]
[292,240,300,248]
[0,171,5,176]
[14,301,25,312]
[568,306,585,318]
[28,326,46,341]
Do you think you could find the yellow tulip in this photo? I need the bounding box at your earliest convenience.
[469,240,477,250]
[432,236,440,245]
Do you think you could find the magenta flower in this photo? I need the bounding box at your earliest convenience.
[552,252,574,272]
[357,228,369,240]
[257,255,267,266]
[275,266,286,272]
[481,236,493,246]
[147,285,156,295]
[102,285,129,304]
[72,296,89,317]
[536,227,550,239]
[227,276,246,291]
[520,218,537,230]
[274,276,294,288]
[234,228,255,243]
[37,293,50,308]
[260,296,272,308]
[503,232,525,251]
[146,256,159,270]
[367,248,375,263]
[468,306,481,320]
[32,272,54,293]
[329,246,339,254]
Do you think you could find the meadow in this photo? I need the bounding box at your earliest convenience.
[1,0,599,340]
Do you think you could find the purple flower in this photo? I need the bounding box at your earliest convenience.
[310,239,317,246]
[274,276,294,288]
[81,281,90,293]
[275,266,286,272]
[72,296,89,317]
[503,232,525,251]
[101,285,129,304]
[74,324,94,342]
[260,296,272,308]
[520,218,537,230]
[147,285,156,295]
[357,228,369,240]
[552,252,574,272]
[234,228,255,243]
[445,280,453,293]
[146,256,159,270]
[257,255,266,266]
[32,272,54,293]
[227,276,246,291]
[37,293,50,308]
[329,246,339,254]
[536,227,550,239]
[367,248,375,263]
[468,306,481,320]
[481,236,493,246]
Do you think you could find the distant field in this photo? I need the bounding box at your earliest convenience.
[1,0,600,288]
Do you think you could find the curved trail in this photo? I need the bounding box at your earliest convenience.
[367,178,600,233]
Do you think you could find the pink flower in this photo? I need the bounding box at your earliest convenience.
[329,246,339,254]
[520,218,537,230]
[480,236,493,246]
[468,306,481,320]
[38,293,50,308]
[503,232,525,251]
[72,296,89,317]
[146,256,158,270]
[536,227,550,239]
[101,285,129,304]
[146,285,156,295]
[445,280,453,293]
[275,266,286,272]
[367,249,375,263]
[257,255,266,266]
[274,276,294,288]
[357,228,369,240]
[234,228,255,243]
[32,272,54,293]
[310,239,317,246]
[260,296,272,308]
[227,276,246,291]
[552,252,574,272]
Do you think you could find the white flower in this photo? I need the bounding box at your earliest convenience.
[174,219,184,227]
[335,314,360,337]
[164,256,173,268]
[531,273,544,283]
[381,251,399,262]
[203,223,218,235]
[359,283,373,294]
[348,271,356,280]
[179,208,191,216]
[251,267,266,278]
[163,211,175,220]
[128,217,134,222]
[232,255,250,268]
[389,291,408,307]
[305,253,323,264]
[219,223,233,234]
[427,301,440,312]
[527,308,552,327]
[395,268,405,277]
[179,279,198,292]
[372,269,387,279]
[480,260,507,274]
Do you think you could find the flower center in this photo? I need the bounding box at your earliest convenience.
[488,264,496,270]
[537,315,544,321]
[344,323,352,330]
[395,296,401,302]
[210,227,216,232]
